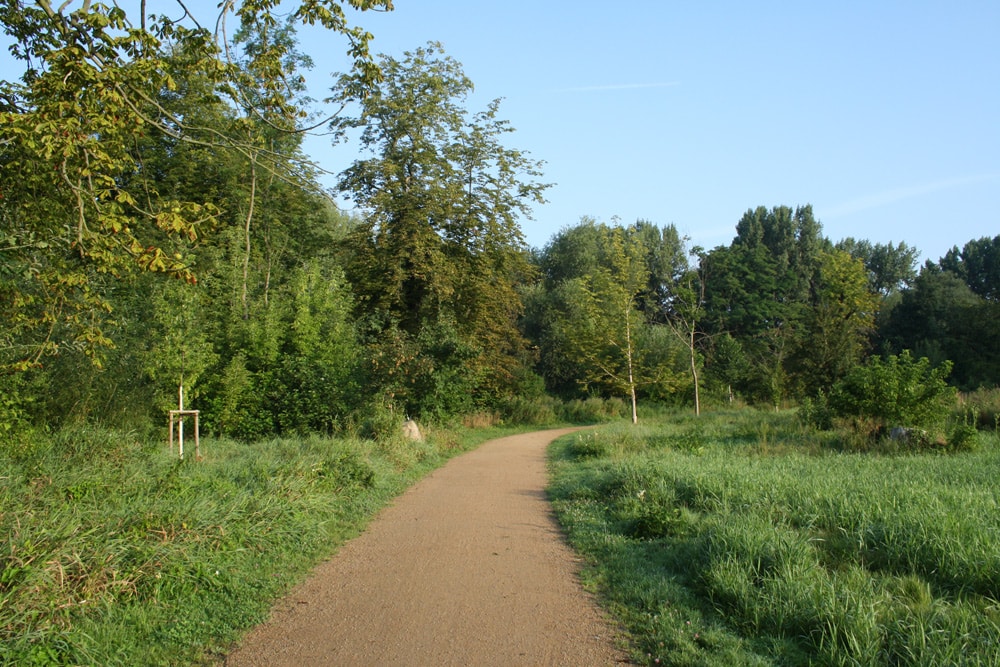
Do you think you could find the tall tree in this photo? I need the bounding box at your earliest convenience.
[790,249,878,395]
[553,226,648,423]
[331,43,549,416]
[529,220,687,416]
[664,259,707,416]
[537,217,606,287]
[700,205,828,405]
[630,221,705,415]
[941,235,1000,302]
[879,262,1000,390]
[837,238,919,298]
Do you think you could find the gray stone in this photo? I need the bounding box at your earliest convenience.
[402,419,423,442]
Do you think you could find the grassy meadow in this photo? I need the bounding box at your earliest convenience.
[0,420,531,666]
[548,409,1000,666]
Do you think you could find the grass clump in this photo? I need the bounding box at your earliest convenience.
[548,408,1000,666]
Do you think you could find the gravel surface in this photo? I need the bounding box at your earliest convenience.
[224,428,630,666]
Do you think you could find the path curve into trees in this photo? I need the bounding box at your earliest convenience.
[224,428,630,666]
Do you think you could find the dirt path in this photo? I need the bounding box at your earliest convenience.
[224,428,630,666]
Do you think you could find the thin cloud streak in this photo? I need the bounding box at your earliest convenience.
[553,81,680,93]
[824,173,1000,218]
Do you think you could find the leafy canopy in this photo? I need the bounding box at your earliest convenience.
[0,0,390,372]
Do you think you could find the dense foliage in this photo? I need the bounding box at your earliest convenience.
[523,210,997,437]
[330,43,548,419]
[1,4,548,436]
[3,2,997,440]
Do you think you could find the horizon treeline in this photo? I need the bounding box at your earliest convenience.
[2,4,998,440]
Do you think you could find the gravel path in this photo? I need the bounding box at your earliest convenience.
[224,428,630,666]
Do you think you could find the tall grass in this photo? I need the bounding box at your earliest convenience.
[499,394,630,427]
[0,422,519,665]
[957,387,1000,432]
[548,409,1000,666]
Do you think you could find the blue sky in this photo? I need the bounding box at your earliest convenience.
[4,2,997,261]
[298,1,999,261]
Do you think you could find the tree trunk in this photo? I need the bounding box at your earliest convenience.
[241,155,257,320]
[690,329,700,417]
[625,307,638,424]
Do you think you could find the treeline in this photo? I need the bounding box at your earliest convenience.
[528,212,1000,419]
[2,4,997,442]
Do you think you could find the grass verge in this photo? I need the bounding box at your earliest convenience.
[0,422,527,666]
[548,409,1000,666]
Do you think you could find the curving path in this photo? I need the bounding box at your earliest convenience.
[224,428,630,666]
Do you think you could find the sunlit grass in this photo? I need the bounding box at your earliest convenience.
[548,409,1000,666]
[0,423,523,665]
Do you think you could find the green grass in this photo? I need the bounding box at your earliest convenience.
[548,409,1000,666]
[0,421,525,666]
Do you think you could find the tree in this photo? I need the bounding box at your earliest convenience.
[702,332,751,403]
[144,279,218,414]
[631,222,705,415]
[532,221,687,420]
[270,260,360,433]
[550,229,640,422]
[0,0,390,374]
[537,218,606,287]
[837,238,919,298]
[663,261,706,415]
[700,205,828,405]
[331,42,549,416]
[879,262,1000,390]
[790,249,878,395]
[702,207,820,342]
[941,235,1000,302]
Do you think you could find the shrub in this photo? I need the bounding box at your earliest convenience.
[829,352,956,437]
[558,397,627,423]
[947,406,981,453]
[357,398,403,442]
[499,396,558,426]
[0,374,34,446]
[799,392,834,431]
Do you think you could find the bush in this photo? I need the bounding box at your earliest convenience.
[558,397,627,423]
[947,421,980,453]
[946,406,982,453]
[799,392,834,431]
[499,395,558,426]
[829,352,956,438]
[0,374,33,443]
[357,398,404,442]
